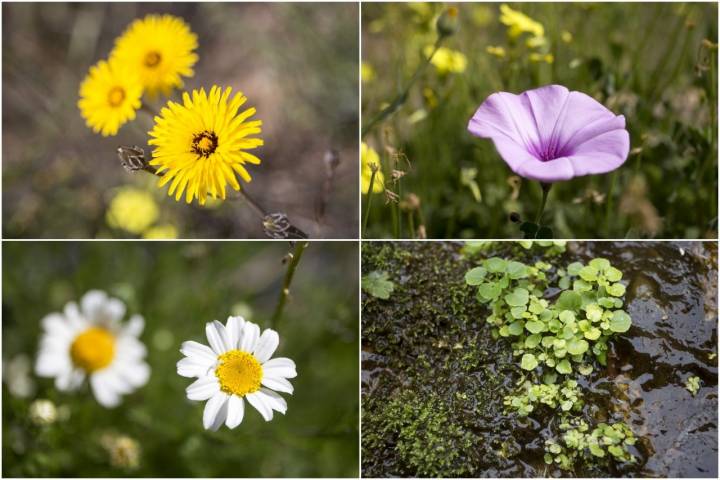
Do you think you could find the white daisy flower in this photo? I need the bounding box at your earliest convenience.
[177,316,297,430]
[35,290,150,408]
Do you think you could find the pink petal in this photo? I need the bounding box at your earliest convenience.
[468,91,540,153]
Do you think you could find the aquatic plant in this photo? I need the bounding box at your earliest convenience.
[544,419,637,470]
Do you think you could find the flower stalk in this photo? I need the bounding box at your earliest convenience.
[535,182,552,225]
[270,242,309,328]
[362,168,378,235]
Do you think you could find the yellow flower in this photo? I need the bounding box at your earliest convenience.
[106,187,159,234]
[78,60,142,136]
[425,46,467,74]
[526,35,547,49]
[529,53,554,64]
[499,4,544,39]
[148,86,263,205]
[486,45,507,58]
[561,30,573,43]
[361,62,376,83]
[111,14,198,98]
[361,143,384,194]
[142,224,178,239]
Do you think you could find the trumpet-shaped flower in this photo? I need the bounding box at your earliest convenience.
[468,85,630,182]
[35,291,150,408]
[177,316,297,430]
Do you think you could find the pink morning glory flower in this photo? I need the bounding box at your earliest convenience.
[468,85,630,183]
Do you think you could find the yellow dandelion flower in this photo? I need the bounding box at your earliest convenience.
[526,35,547,49]
[78,60,142,136]
[148,86,263,205]
[106,187,159,234]
[486,45,507,58]
[425,46,467,74]
[361,143,384,194]
[529,53,554,64]
[111,14,198,98]
[142,224,178,239]
[499,4,544,39]
[361,62,376,83]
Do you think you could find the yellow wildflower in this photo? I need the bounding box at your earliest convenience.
[361,143,384,194]
[142,224,178,239]
[561,30,573,43]
[529,53,554,64]
[361,62,376,83]
[106,187,159,234]
[486,46,507,58]
[499,4,544,38]
[425,46,467,74]
[526,35,547,49]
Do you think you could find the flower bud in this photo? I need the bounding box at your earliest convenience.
[436,6,459,37]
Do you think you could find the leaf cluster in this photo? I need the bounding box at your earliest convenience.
[503,379,583,417]
[544,419,637,470]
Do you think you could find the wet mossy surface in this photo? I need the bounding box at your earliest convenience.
[361,241,718,478]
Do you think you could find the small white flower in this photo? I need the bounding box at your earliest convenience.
[29,399,57,425]
[177,316,297,430]
[35,290,150,408]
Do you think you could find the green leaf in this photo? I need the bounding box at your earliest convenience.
[521,353,538,370]
[485,257,507,273]
[465,267,487,285]
[559,310,575,324]
[477,282,501,300]
[541,335,555,347]
[578,265,598,282]
[567,262,584,276]
[577,364,594,375]
[556,359,572,374]
[505,288,529,307]
[361,271,395,299]
[606,283,626,297]
[556,291,582,311]
[508,321,524,336]
[609,310,632,332]
[525,334,542,349]
[589,444,605,457]
[567,338,589,355]
[558,276,570,290]
[584,327,602,340]
[589,258,611,271]
[586,304,603,322]
[573,279,593,292]
[506,261,529,279]
[510,306,527,319]
[605,267,623,282]
[525,320,546,334]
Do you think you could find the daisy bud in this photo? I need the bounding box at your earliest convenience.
[29,399,57,426]
[436,6,460,37]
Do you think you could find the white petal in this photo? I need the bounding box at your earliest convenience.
[225,395,245,429]
[205,321,230,355]
[187,376,220,401]
[90,373,121,408]
[103,298,126,325]
[36,352,71,377]
[55,369,85,391]
[124,314,144,337]
[63,302,87,331]
[41,313,73,339]
[203,391,229,431]
[261,375,294,394]
[246,390,273,421]
[239,322,260,352]
[262,357,297,378]
[81,290,108,319]
[180,341,217,363]
[117,361,151,388]
[177,357,214,378]
[115,337,147,361]
[95,368,133,394]
[257,388,288,414]
[225,316,245,349]
[253,329,279,363]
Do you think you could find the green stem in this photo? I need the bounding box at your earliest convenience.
[362,170,377,236]
[535,182,552,225]
[270,242,308,329]
[396,178,403,238]
[361,36,444,137]
[408,211,415,239]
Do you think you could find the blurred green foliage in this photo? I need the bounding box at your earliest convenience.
[362,2,718,239]
[2,241,358,477]
[3,3,358,239]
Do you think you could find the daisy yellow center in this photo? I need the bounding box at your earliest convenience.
[192,131,219,157]
[144,51,162,68]
[107,87,126,107]
[70,327,115,373]
[215,350,263,396]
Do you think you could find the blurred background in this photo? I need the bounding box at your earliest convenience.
[3,241,358,477]
[3,3,359,239]
[362,3,718,239]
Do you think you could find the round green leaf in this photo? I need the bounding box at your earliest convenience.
[605,266,623,282]
[465,267,487,285]
[508,320,524,336]
[584,327,602,340]
[556,291,582,311]
[525,320,546,334]
[485,257,507,273]
[505,288,529,307]
[589,258,611,271]
[559,310,576,323]
[521,353,538,370]
[506,261,529,279]
[525,334,542,349]
[609,310,632,332]
[567,338,589,355]
[556,359,572,374]
[567,262,584,276]
[477,282,501,300]
[579,265,598,282]
[606,283,626,297]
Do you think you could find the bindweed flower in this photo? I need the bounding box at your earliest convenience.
[149,86,263,205]
[29,399,57,426]
[361,143,384,194]
[110,14,198,98]
[35,291,150,408]
[78,60,143,136]
[468,85,630,182]
[106,187,159,235]
[177,316,297,430]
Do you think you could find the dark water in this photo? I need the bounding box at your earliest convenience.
[361,241,718,478]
